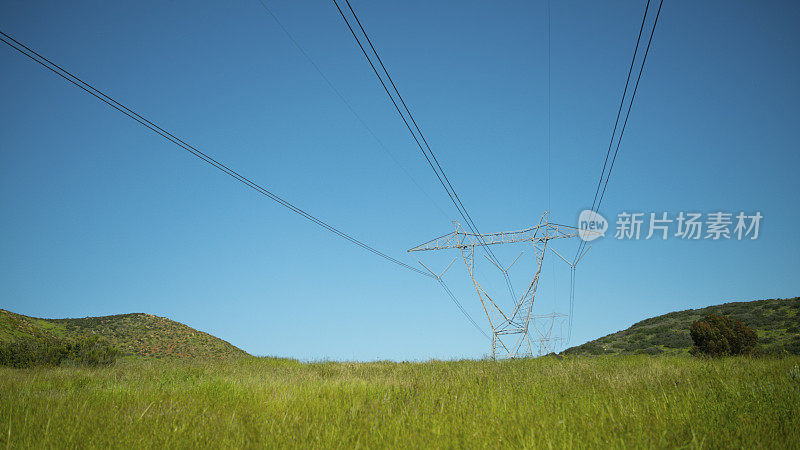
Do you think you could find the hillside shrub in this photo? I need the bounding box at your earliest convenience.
[617,341,642,352]
[660,332,692,349]
[739,312,771,328]
[564,341,605,355]
[788,338,800,355]
[0,335,120,368]
[637,346,663,355]
[690,314,758,356]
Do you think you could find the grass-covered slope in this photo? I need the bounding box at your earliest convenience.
[563,297,800,356]
[0,309,248,358]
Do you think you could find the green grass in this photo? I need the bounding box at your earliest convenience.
[0,309,247,359]
[564,297,800,356]
[1,355,798,448]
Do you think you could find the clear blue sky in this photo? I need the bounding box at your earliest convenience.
[1,1,798,360]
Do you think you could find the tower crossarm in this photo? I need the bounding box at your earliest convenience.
[408,222,583,252]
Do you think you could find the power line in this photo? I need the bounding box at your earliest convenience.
[344,0,505,266]
[567,0,663,343]
[256,3,490,343]
[596,0,663,211]
[328,0,509,339]
[254,0,450,221]
[1,27,494,342]
[438,278,491,340]
[547,0,558,316]
[326,0,499,339]
[0,29,433,279]
[330,1,498,261]
[575,0,652,263]
[331,0,518,304]
[547,0,552,214]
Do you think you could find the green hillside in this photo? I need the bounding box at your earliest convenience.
[0,309,248,358]
[563,297,800,356]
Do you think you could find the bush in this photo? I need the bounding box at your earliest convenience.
[0,335,120,368]
[660,331,693,349]
[0,337,65,367]
[637,346,663,355]
[563,341,605,355]
[690,314,758,356]
[787,338,800,355]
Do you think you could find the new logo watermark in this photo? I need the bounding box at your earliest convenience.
[577,210,607,242]
[577,210,762,242]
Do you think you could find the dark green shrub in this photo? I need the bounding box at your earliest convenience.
[0,335,119,368]
[563,341,605,355]
[0,338,65,367]
[64,335,121,366]
[787,338,800,355]
[637,346,663,355]
[617,341,641,352]
[690,314,758,356]
[583,342,606,355]
[661,331,692,349]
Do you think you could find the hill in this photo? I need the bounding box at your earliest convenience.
[0,309,249,358]
[563,297,800,356]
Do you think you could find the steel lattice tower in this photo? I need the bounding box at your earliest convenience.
[409,212,587,359]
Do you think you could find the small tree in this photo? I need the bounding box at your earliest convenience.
[690,313,758,356]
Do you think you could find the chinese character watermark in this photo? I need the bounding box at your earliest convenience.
[578,211,762,242]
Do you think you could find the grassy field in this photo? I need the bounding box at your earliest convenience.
[1,355,798,448]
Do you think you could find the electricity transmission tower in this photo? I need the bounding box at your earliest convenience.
[409,212,589,359]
